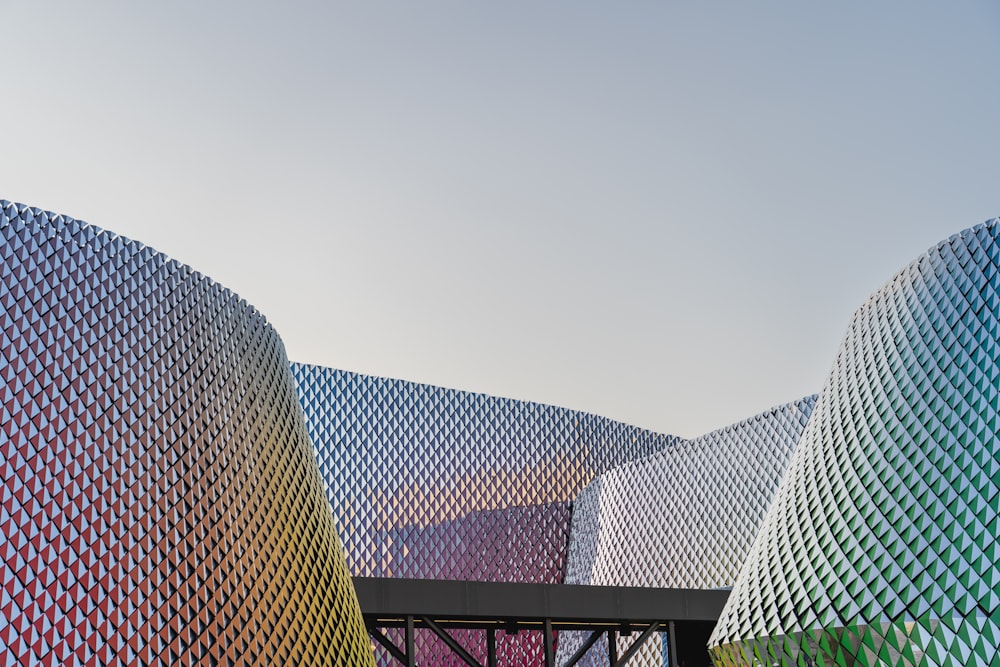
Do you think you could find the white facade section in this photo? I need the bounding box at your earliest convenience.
[558,397,816,666]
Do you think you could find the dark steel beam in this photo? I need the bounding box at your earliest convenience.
[357,579,728,666]
[564,630,603,667]
[353,577,730,625]
[668,620,678,667]
[368,626,409,666]
[615,621,660,667]
[543,618,554,667]
[420,615,483,667]
[486,627,497,667]
[405,615,415,667]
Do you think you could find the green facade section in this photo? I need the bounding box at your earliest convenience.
[710,221,1000,666]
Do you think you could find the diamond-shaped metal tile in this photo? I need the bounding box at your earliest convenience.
[0,201,373,666]
[711,219,1000,667]
[291,364,679,664]
[557,398,816,666]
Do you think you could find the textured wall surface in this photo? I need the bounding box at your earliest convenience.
[711,220,1000,667]
[0,202,373,665]
[292,364,678,664]
[291,363,678,583]
[556,397,816,667]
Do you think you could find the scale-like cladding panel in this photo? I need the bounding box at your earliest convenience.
[291,364,677,583]
[0,202,373,666]
[556,398,816,667]
[292,365,678,665]
[379,505,572,667]
[710,220,1000,667]
[385,503,571,582]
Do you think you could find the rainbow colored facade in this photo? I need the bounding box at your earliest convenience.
[0,202,373,666]
[5,199,1000,667]
[291,364,677,664]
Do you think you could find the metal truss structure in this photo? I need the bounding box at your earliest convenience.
[353,578,727,667]
[292,365,679,664]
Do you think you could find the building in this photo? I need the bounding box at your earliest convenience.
[291,359,820,666]
[6,198,999,667]
[0,201,373,666]
[557,397,816,666]
[291,363,678,664]
[710,220,1000,666]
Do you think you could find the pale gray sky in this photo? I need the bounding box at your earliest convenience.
[3,1,998,437]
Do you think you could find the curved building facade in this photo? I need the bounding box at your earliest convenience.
[711,220,1000,666]
[16,197,1000,667]
[291,364,679,664]
[291,363,678,584]
[0,202,373,665]
[557,397,816,667]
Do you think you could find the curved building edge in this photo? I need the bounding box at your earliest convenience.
[290,362,682,583]
[0,200,373,665]
[556,395,818,667]
[710,218,1000,666]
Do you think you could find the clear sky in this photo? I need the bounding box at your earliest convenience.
[3,2,998,438]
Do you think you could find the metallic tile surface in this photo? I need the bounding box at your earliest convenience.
[557,398,816,667]
[292,364,679,665]
[710,220,1000,666]
[0,201,373,665]
[292,364,678,584]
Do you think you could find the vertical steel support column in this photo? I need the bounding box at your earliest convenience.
[608,630,618,666]
[487,627,497,667]
[406,615,416,667]
[544,618,555,667]
[668,621,678,667]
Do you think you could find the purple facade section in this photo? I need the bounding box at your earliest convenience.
[291,364,679,665]
[385,503,572,582]
[290,363,678,587]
